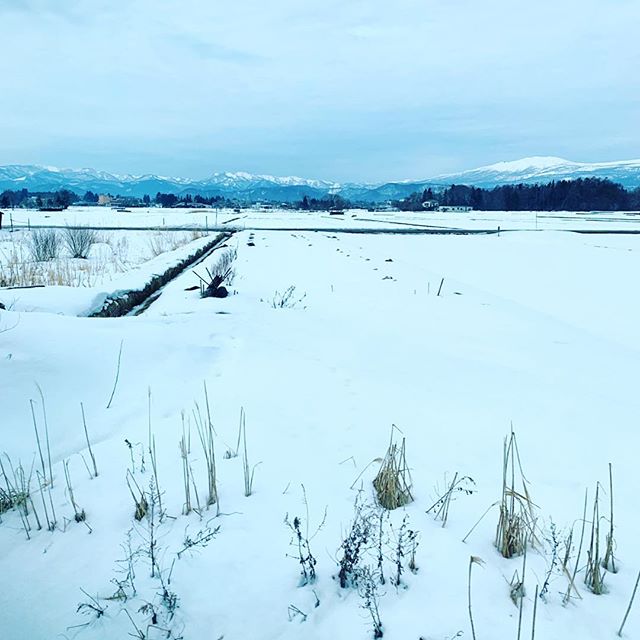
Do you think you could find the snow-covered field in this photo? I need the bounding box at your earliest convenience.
[1,226,640,640]
[5,204,640,232]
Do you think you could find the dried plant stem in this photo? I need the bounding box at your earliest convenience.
[241,408,252,497]
[179,414,192,515]
[35,384,53,488]
[564,488,588,604]
[585,484,605,594]
[618,570,640,637]
[468,556,482,640]
[126,470,148,520]
[603,462,616,573]
[147,389,163,518]
[531,584,539,640]
[106,340,124,409]
[30,400,48,486]
[63,459,85,523]
[80,403,98,478]
[517,544,528,640]
[194,383,218,512]
[462,501,499,544]
[36,470,56,530]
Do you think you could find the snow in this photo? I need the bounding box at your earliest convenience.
[5,205,640,235]
[435,157,640,186]
[0,229,214,315]
[480,156,574,172]
[1,226,640,640]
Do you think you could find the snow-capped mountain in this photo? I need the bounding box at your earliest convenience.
[1,157,640,203]
[0,165,339,202]
[206,171,336,190]
[430,156,640,188]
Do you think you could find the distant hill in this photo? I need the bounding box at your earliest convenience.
[429,156,640,189]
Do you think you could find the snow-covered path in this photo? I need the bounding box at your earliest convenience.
[1,230,639,639]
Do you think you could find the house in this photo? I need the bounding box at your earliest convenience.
[98,194,113,206]
[421,200,439,211]
[438,205,472,212]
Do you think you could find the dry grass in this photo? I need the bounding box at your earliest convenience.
[602,462,617,574]
[1,237,114,287]
[147,230,207,258]
[495,430,537,559]
[585,483,606,594]
[193,383,218,512]
[373,429,413,510]
[0,229,208,288]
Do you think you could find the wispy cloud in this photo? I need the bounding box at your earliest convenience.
[168,32,263,64]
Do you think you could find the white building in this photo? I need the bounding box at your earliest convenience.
[438,205,472,212]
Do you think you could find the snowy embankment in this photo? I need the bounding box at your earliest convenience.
[1,230,639,640]
[0,232,230,317]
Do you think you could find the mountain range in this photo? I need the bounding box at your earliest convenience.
[1,157,639,203]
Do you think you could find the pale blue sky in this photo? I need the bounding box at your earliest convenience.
[1,0,639,182]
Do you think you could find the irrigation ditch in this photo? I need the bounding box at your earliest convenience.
[89,231,233,318]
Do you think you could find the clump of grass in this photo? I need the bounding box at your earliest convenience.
[239,408,260,497]
[63,460,86,523]
[585,483,606,595]
[0,455,40,537]
[373,428,413,510]
[179,412,200,516]
[63,226,97,259]
[29,228,60,261]
[148,230,206,258]
[426,472,476,527]
[147,231,181,257]
[562,489,588,606]
[213,247,236,286]
[126,471,148,521]
[495,429,536,558]
[193,383,218,512]
[270,285,306,309]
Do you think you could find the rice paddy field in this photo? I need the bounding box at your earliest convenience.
[1,208,639,639]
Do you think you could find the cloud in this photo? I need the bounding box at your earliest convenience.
[168,33,263,63]
[0,0,638,181]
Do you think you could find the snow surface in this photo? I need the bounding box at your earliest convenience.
[6,205,640,234]
[1,228,640,639]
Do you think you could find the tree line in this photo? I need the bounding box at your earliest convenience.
[3,178,640,212]
[0,189,237,209]
[0,188,78,209]
[296,194,350,211]
[395,178,640,211]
